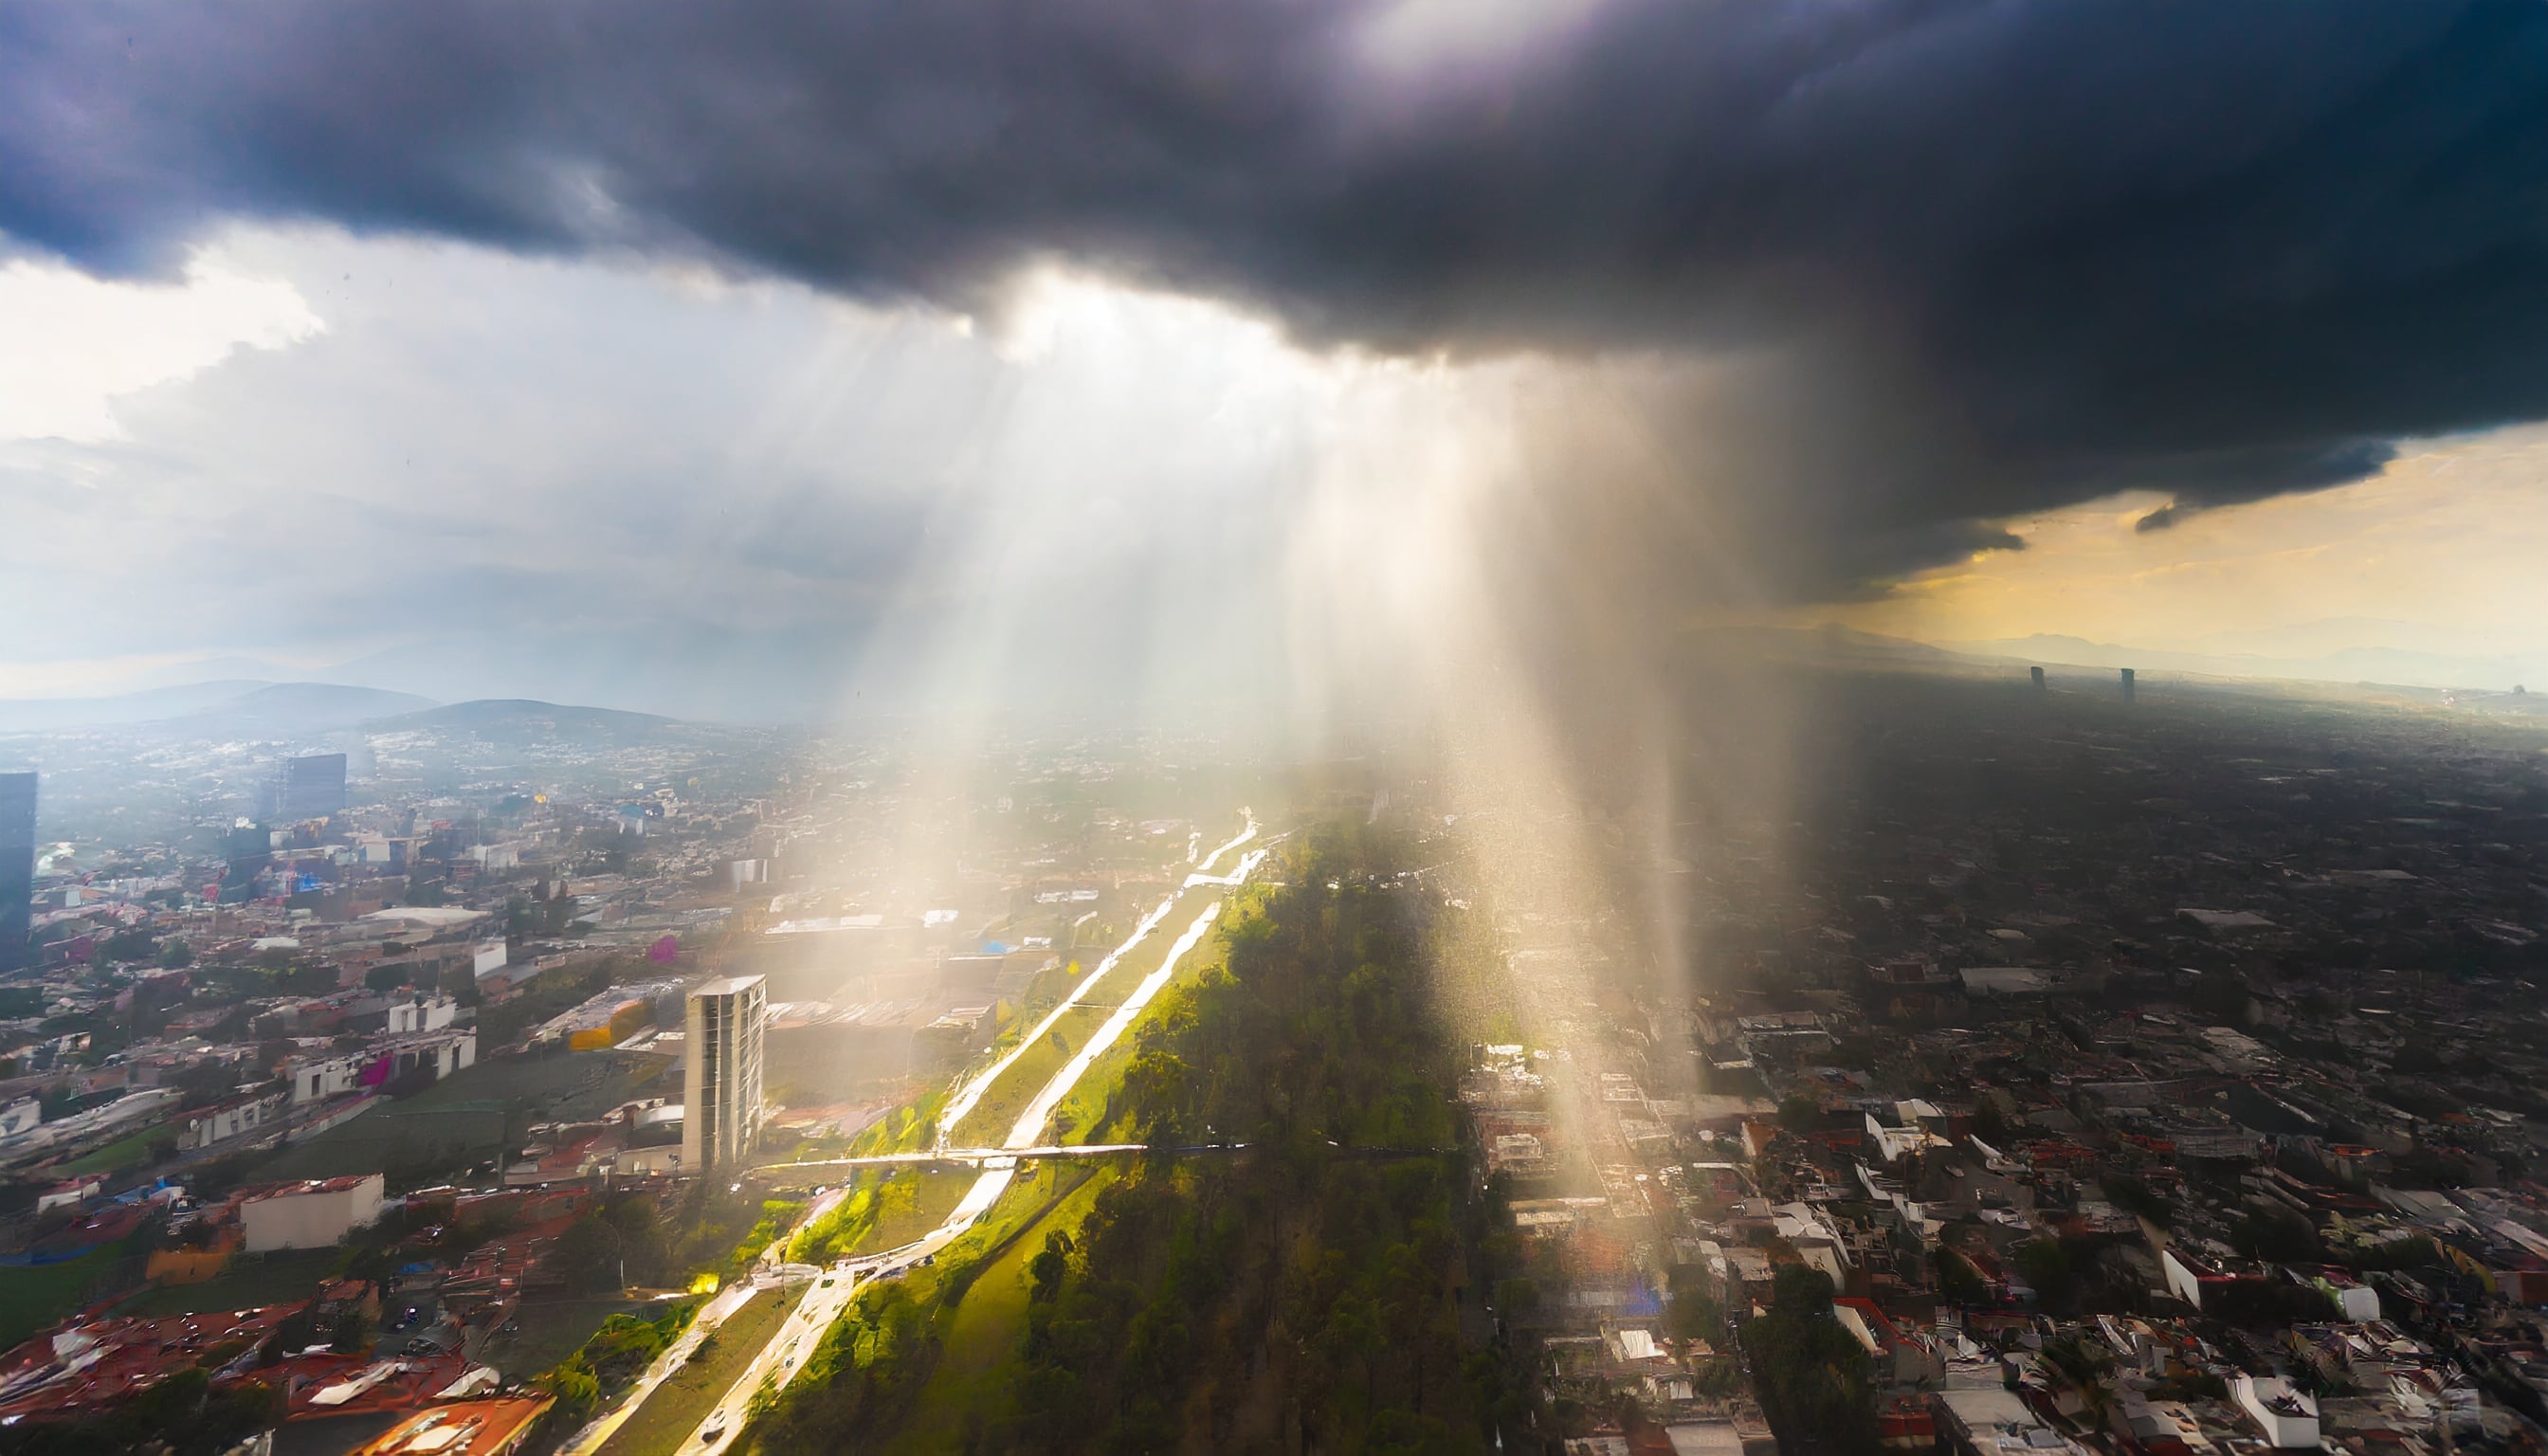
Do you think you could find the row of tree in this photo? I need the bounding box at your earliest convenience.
[1739,1265,1880,1456]
[748,824,1536,1453]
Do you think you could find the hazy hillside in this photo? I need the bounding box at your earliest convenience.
[0,680,432,734]
[364,698,680,744]
[189,682,437,731]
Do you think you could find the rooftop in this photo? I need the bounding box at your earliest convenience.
[242,1174,381,1203]
[349,1395,554,1456]
[361,907,489,929]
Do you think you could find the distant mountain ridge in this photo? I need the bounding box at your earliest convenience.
[365,698,677,741]
[196,682,438,730]
[0,680,276,732]
[0,680,431,734]
[0,680,686,739]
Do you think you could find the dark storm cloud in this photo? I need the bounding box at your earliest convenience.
[8,0,2548,592]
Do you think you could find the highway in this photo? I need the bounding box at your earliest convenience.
[931,813,1254,1150]
[670,814,1264,1456]
[551,1185,853,1456]
[746,1142,1152,1174]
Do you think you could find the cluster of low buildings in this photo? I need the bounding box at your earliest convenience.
[0,723,812,1192]
[0,732,812,1451]
[0,1174,620,1448]
[1450,680,2548,1456]
[0,705,1271,1452]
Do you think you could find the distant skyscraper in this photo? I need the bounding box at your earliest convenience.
[0,773,31,975]
[2120,667,2137,703]
[222,821,274,905]
[2029,665,2046,692]
[278,753,348,820]
[682,974,768,1174]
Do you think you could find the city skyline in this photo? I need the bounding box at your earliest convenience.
[10,7,2548,1454]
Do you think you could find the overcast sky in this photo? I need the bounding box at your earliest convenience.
[9,1,2548,715]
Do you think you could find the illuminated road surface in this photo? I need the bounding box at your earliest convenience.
[677,814,1262,1456]
[932,811,1256,1149]
[552,1186,853,1456]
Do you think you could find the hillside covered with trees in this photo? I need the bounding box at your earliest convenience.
[742,826,1536,1453]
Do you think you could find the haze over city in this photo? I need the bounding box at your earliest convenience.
[9,6,2548,1456]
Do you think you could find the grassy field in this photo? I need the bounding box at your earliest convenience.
[260,1049,675,1185]
[1046,898,1251,1142]
[942,1005,1107,1147]
[751,1095,947,1196]
[1008,954,1088,1018]
[120,1247,342,1317]
[601,1285,803,1456]
[56,1118,186,1176]
[410,1047,677,1120]
[933,905,1205,1153]
[1045,1017,1142,1143]
[481,1295,655,1382]
[885,1167,1120,1454]
[0,1247,130,1349]
[256,1101,507,1184]
[886,1091,945,1154]
[865,1172,973,1252]
[788,1169,974,1264]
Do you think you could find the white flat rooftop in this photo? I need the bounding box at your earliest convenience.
[363,906,488,927]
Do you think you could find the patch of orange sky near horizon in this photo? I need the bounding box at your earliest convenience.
[1821,425,2548,659]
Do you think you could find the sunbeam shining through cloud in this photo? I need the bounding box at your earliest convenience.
[24,8,2548,1451]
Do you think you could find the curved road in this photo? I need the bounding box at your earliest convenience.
[670,813,1265,1456]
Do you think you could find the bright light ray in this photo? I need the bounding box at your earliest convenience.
[752,267,1802,1158]
[1005,901,1223,1149]
[935,891,1183,1145]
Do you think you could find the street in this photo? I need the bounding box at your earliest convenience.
[673,818,1262,1456]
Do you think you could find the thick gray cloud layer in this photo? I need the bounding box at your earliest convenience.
[0,233,1327,718]
[9,0,2548,592]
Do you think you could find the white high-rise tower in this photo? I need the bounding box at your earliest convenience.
[682,974,767,1174]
